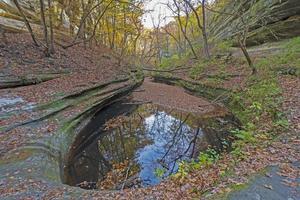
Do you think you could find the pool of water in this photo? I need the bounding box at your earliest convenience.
[65,101,238,190]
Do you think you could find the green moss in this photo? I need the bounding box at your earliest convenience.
[37,100,67,111]
[0,149,34,165]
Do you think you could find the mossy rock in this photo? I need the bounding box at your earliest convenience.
[152,74,233,105]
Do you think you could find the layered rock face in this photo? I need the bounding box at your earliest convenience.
[0,0,70,33]
[209,0,300,45]
[0,0,39,32]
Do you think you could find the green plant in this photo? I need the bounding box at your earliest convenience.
[189,58,225,80]
[230,70,282,126]
[174,161,189,179]
[174,148,220,179]
[159,54,185,69]
[231,128,256,143]
[189,62,205,79]
[189,148,220,170]
[198,152,214,166]
[249,101,262,121]
[256,37,300,72]
[154,167,166,178]
[285,37,300,54]
[231,144,243,157]
[171,37,298,188]
[274,118,289,130]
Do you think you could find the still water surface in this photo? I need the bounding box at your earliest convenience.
[65,102,236,190]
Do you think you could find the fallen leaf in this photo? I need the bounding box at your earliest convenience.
[263,184,273,190]
[265,172,272,178]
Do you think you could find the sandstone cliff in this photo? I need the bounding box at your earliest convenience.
[209,0,300,45]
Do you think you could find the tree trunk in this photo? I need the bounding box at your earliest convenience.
[72,1,104,43]
[61,0,113,49]
[47,0,55,54]
[111,13,116,49]
[169,0,197,58]
[201,0,210,59]
[81,0,87,49]
[176,12,197,59]
[238,39,256,75]
[13,0,39,46]
[39,0,50,56]
[183,0,210,59]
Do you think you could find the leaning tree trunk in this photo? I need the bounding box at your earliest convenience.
[39,0,50,56]
[13,0,39,46]
[237,6,256,75]
[177,16,197,59]
[238,38,257,75]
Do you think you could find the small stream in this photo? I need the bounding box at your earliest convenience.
[64,101,239,190]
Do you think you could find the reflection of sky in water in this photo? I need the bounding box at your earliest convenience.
[70,103,232,189]
[136,111,197,186]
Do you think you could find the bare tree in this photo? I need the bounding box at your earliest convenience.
[168,0,198,59]
[47,0,55,54]
[162,20,183,57]
[73,0,105,43]
[62,0,114,49]
[151,13,163,64]
[201,0,210,59]
[238,14,257,75]
[183,0,210,59]
[13,0,39,46]
[39,0,50,56]
[205,3,257,74]
[130,12,143,56]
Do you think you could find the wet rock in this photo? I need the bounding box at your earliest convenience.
[228,163,300,200]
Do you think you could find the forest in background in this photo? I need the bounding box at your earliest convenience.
[1,0,261,68]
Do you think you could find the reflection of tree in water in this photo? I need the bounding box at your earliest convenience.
[68,104,234,190]
[141,110,200,178]
[97,113,149,189]
[67,140,112,189]
[96,106,216,188]
[99,114,149,162]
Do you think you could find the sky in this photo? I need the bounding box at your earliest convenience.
[142,0,215,29]
[142,0,174,29]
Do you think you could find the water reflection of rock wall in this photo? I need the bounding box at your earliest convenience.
[64,101,137,188]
